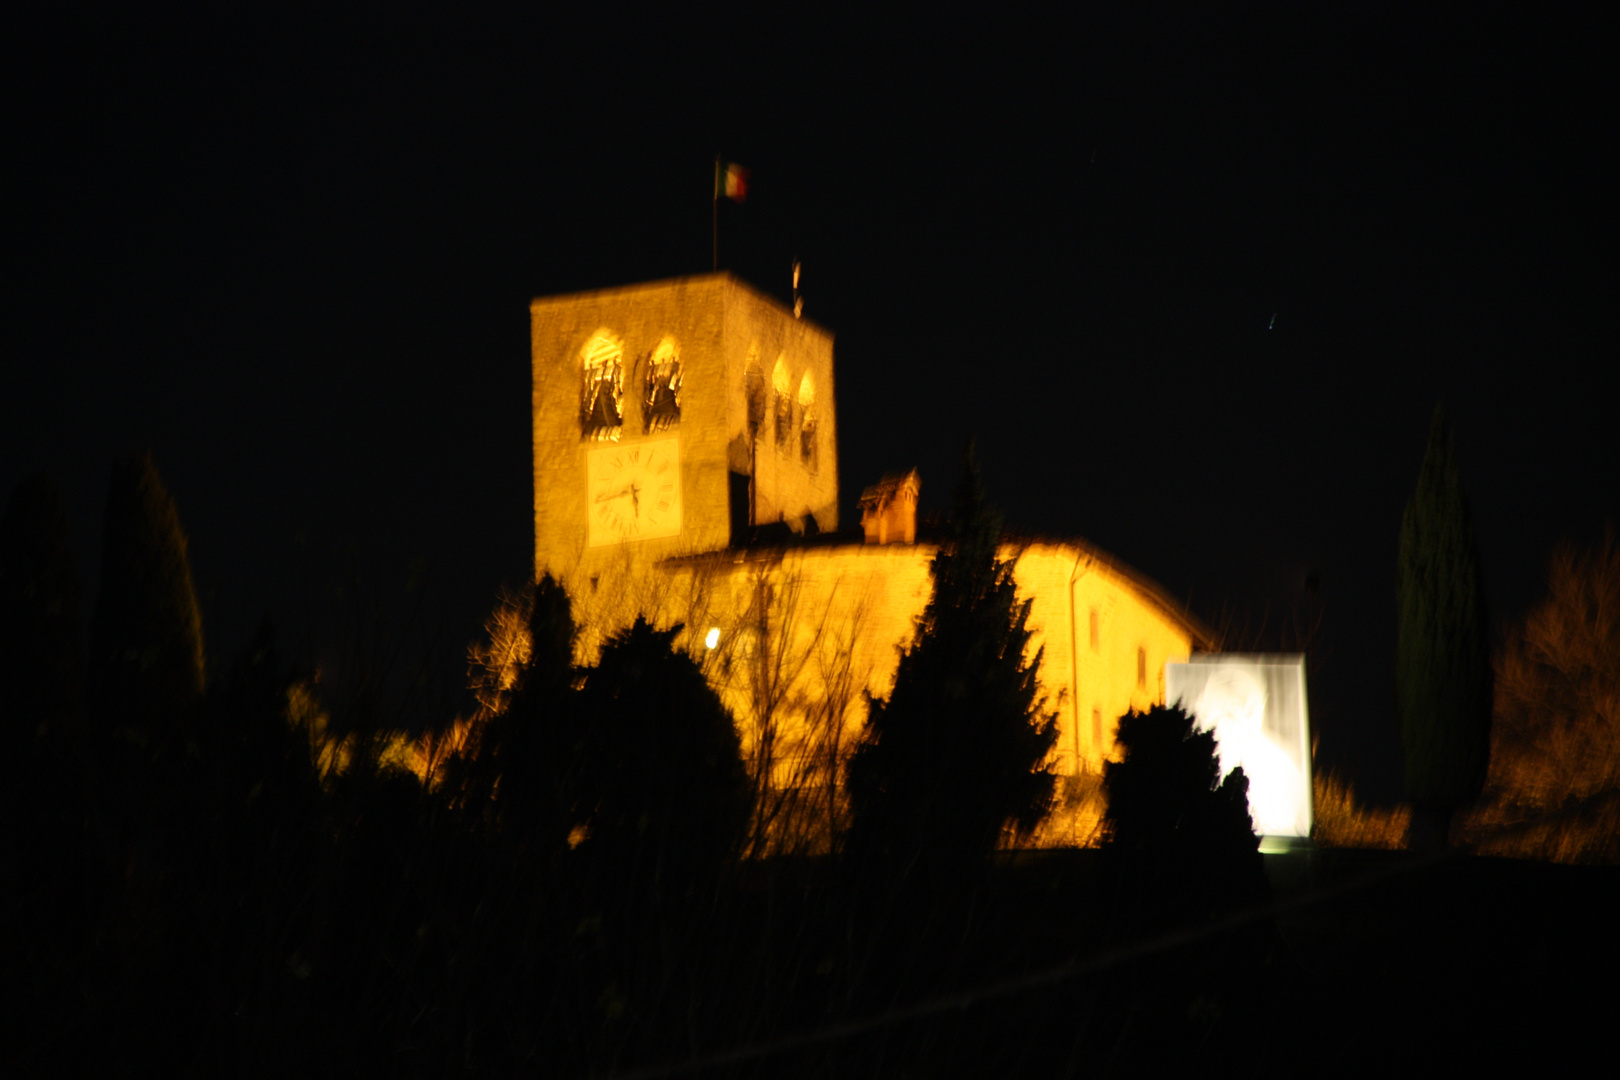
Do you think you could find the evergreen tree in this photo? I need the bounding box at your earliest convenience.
[1102,704,1264,923]
[575,616,751,883]
[89,452,206,730]
[1,474,85,740]
[1,475,90,1051]
[1396,406,1492,842]
[847,445,1058,868]
[463,573,586,854]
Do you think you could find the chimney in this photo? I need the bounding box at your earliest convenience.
[858,469,921,545]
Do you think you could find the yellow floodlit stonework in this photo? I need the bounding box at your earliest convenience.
[531,274,1212,844]
[533,274,838,591]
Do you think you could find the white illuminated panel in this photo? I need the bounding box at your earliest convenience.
[1165,654,1313,839]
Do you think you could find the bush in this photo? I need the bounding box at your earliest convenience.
[1312,769,1409,849]
[1103,704,1265,924]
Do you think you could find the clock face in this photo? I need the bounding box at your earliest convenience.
[586,436,682,547]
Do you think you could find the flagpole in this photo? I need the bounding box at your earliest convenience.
[712,155,720,272]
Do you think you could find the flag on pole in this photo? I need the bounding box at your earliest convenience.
[715,159,749,202]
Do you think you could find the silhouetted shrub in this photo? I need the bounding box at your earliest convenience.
[574,616,752,886]
[1,473,85,740]
[1103,704,1265,925]
[88,452,206,732]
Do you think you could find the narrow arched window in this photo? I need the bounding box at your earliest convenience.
[771,356,792,449]
[643,336,682,432]
[1137,646,1147,689]
[797,371,817,472]
[744,346,765,437]
[580,331,624,441]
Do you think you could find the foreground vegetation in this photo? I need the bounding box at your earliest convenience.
[5,453,1613,1075]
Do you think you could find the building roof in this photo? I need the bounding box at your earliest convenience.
[857,469,920,511]
[656,525,1218,652]
[528,272,834,340]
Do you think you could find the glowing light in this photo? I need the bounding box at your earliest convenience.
[580,329,625,441]
[705,627,720,649]
[644,335,682,432]
[1166,655,1313,838]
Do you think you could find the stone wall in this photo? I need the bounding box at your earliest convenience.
[531,274,836,605]
[568,539,1198,782]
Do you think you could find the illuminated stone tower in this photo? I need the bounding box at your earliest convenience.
[527,273,1232,845]
[531,273,838,595]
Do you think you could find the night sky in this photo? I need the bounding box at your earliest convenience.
[10,8,1613,804]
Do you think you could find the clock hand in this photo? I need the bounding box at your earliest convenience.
[630,483,640,517]
[594,485,632,504]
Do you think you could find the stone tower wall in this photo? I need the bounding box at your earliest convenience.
[531,274,835,600]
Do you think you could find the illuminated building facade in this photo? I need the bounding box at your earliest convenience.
[531,274,1214,799]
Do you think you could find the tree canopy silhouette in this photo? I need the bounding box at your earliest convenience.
[575,616,752,883]
[89,452,206,731]
[847,445,1058,869]
[1,473,85,741]
[1396,406,1492,842]
[1103,704,1264,923]
[459,573,586,855]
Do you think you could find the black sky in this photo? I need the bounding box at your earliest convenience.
[9,6,1614,803]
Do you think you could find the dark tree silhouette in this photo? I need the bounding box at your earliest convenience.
[1,473,85,741]
[1103,704,1264,924]
[88,452,206,730]
[847,445,1058,870]
[1396,406,1492,844]
[575,616,752,883]
[1,478,90,1078]
[460,573,587,855]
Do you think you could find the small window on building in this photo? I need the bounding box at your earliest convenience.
[1089,609,1099,652]
[643,336,682,432]
[797,371,817,472]
[1092,707,1103,750]
[580,331,624,441]
[772,356,792,449]
[1137,646,1147,689]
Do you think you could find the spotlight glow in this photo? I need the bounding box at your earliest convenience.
[1166,655,1313,838]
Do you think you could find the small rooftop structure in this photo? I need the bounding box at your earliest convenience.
[858,469,920,545]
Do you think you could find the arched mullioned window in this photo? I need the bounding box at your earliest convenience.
[744,346,765,437]
[580,331,624,441]
[797,371,817,471]
[643,336,682,432]
[771,356,792,449]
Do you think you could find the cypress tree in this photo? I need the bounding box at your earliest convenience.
[1396,406,1492,842]
[0,474,85,741]
[847,444,1058,869]
[89,452,206,731]
[2,475,89,940]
